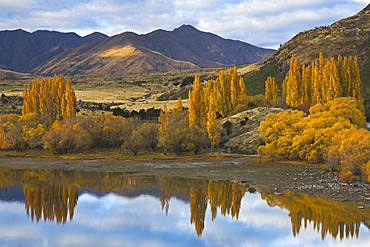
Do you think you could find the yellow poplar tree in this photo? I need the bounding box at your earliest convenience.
[284,53,363,107]
[65,79,77,119]
[188,76,206,126]
[206,95,220,151]
[264,77,278,102]
[283,56,302,107]
[22,75,77,127]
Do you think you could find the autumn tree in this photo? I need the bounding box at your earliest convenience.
[188,76,206,126]
[158,98,209,156]
[0,113,46,151]
[283,53,363,107]
[138,123,159,152]
[158,106,191,156]
[22,75,77,127]
[282,56,302,107]
[258,109,306,160]
[123,131,145,156]
[44,120,77,154]
[206,95,220,151]
[187,124,209,155]
[187,66,246,153]
[43,115,129,154]
[264,77,278,102]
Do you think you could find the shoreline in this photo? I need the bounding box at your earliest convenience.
[0,154,369,207]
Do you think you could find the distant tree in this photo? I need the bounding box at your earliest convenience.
[138,123,159,152]
[123,131,145,156]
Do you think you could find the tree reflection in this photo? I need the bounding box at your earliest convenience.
[261,191,370,240]
[0,169,369,239]
[24,184,78,224]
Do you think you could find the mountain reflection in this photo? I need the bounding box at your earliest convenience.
[0,169,369,239]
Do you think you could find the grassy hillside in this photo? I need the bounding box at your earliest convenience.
[241,62,284,96]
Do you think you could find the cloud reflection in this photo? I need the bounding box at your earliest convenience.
[1,191,370,247]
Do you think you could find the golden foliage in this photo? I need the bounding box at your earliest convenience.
[22,75,77,127]
[187,66,246,149]
[264,77,278,102]
[282,53,363,107]
[258,97,370,174]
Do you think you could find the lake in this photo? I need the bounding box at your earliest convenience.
[0,169,370,247]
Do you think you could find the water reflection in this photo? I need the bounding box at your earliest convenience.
[0,169,370,245]
[261,191,369,240]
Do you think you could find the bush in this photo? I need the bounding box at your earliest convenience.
[339,170,354,183]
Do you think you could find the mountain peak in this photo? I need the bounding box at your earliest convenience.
[360,3,370,13]
[83,32,109,40]
[175,24,198,31]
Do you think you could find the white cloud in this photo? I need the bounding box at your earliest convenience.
[0,0,367,49]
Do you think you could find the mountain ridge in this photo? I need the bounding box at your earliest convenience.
[0,29,109,72]
[31,25,274,75]
[262,3,370,76]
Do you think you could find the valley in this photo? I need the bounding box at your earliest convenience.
[0,63,263,114]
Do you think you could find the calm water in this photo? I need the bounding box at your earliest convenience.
[0,169,370,247]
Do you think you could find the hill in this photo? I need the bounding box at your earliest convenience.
[0,29,108,72]
[243,3,370,93]
[0,65,29,80]
[32,25,275,75]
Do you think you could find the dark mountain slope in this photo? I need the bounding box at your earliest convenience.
[0,30,108,72]
[142,25,274,67]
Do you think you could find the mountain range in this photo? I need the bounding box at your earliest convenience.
[1,3,369,79]
[0,25,274,76]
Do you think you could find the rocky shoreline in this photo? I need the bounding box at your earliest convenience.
[286,167,370,207]
[242,163,370,207]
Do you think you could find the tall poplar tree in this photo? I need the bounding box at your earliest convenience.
[22,75,77,127]
[264,77,278,102]
[188,76,206,126]
[283,53,363,107]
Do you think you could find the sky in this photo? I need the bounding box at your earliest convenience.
[0,0,368,49]
[1,192,370,246]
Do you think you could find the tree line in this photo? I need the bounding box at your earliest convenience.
[0,54,368,180]
[0,68,248,155]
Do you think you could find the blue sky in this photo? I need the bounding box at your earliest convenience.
[0,0,368,49]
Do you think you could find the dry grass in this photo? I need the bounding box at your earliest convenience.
[98,45,138,58]
[0,63,257,111]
